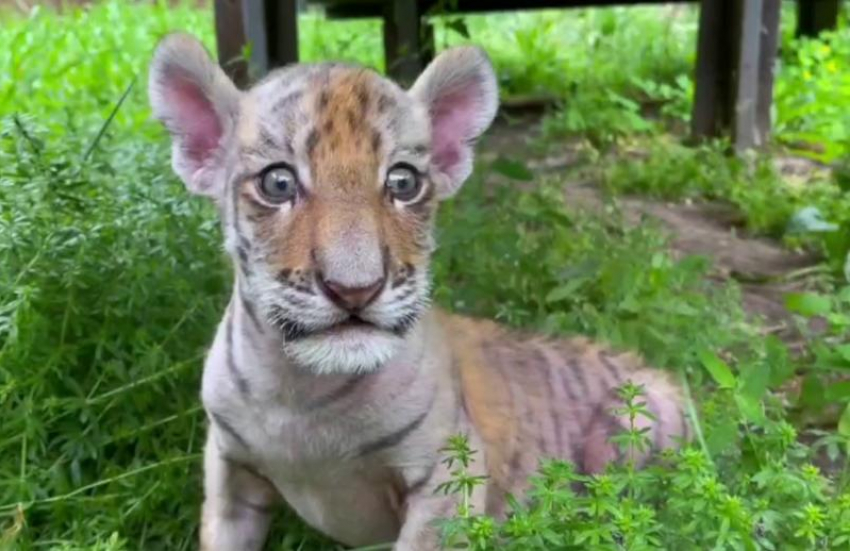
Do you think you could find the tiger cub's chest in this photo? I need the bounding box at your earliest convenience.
[202,366,423,546]
[205,384,373,482]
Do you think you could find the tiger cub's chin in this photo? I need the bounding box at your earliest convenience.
[283,329,404,374]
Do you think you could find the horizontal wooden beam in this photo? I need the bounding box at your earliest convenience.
[323,0,694,18]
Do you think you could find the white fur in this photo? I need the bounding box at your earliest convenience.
[284,329,403,374]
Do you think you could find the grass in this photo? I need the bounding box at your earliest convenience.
[1,1,849,549]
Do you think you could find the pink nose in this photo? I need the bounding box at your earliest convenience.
[318,277,385,312]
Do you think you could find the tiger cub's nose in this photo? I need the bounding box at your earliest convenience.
[318,276,386,312]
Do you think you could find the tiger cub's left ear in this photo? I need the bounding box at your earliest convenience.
[409,46,499,198]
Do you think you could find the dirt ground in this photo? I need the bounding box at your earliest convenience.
[479,114,824,351]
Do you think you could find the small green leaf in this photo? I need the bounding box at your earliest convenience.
[491,157,534,182]
[765,335,794,386]
[241,41,253,62]
[838,404,850,439]
[825,381,850,402]
[698,349,736,389]
[706,416,738,455]
[799,374,825,408]
[837,344,850,363]
[545,278,587,303]
[735,393,767,426]
[845,250,850,285]
[445,18,471,38]
[740,362,770,402]
[784,292,832,317]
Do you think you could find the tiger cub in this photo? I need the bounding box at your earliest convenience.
[148,33,688,550]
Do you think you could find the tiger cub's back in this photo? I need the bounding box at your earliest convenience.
[443,312,687,514]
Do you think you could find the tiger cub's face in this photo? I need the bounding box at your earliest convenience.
[149,34,498,374]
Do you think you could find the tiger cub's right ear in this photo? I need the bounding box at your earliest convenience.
[148,33,241,197]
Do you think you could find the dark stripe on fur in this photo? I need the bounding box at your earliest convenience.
[406,461,438,496]
[234,495,277,515]
[558,358,581,401]
[230,177,243,235]
[388,309,422,337]
[211,412,250,450]
[357,394,434,457]
[238,284,264,332]
[236,243,250,265]
[532,347,564,456]
[565,357,590,398]
[258,128,280,151]
[377,93,394,114]
[273,89,304,114]
[269,305,310,341]
[226,312,251,396]
[306,128,319,157]
[645,393,664,452]
[222,456,272,487]
[307,375,365,410]
[487,345,526,481]
[598,350,624,387]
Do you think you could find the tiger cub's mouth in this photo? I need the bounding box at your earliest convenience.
[325,316,376,334]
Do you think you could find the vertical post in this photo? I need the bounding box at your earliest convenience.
[266,0,300,69]
[796,0,841,38]
[242,0,270,80]
[213,0,299,86]
[383,0,425,84]
[214,0,250,88]
[691,0,781,151]
[733,0,763,151]
[691,0,736,139]
[756,0,781,145]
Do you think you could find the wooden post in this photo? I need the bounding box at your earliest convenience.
[733,0,763,151]
[756,0,781,145]
[266,0,300,70]
[691,0,737,139]
[797,0,841,38]
[383,0,427,84]
[214,0,250,88]
[213,0,300,87]
[242,0,270,80]
[691,0,781,151]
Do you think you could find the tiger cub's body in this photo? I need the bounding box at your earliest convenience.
[148,34,687,550]
[202,303,684,549]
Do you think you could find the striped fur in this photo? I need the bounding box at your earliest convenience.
[148,34,688,551]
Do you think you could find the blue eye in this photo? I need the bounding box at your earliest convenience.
[385,165,421,202]
[258,166,297,203]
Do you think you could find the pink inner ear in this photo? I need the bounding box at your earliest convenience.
[162,69,223,167]
[430,83,480,178]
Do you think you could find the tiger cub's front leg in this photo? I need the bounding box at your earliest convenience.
[200,430,281,551]
[395,426,488,551]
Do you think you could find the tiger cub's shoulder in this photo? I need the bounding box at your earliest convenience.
[435,307,675,391]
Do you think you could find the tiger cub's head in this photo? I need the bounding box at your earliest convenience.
[148,34,498,374]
